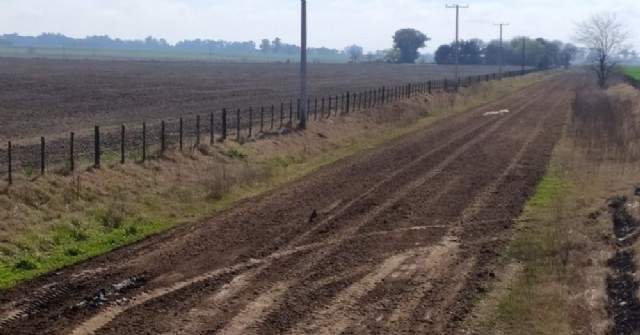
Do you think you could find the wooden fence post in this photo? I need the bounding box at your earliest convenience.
[121,125,125,164]
[314,98,318,120]
[346,91,350,113]
[280,102,284,128]
[7,141,12,185]
[297,99,301,120]
[321,97,325,119]
[222,108,228,140]
[94,126,100,168]
[335,95,339,116]
[161,121,166,153]
[307,99,311,121]
[142,122,146,162]
[260,106,265,133]
[179,117,183,150]
[271,105,275,130]
[249,107,253,137]
[289,100,293,125]
[69,132,74,172]
[327,97,332,117]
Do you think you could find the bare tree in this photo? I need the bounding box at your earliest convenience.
[574,12,629,87]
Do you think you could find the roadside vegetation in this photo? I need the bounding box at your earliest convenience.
[624,66,640,80]
[0,72,551,289]
[468,76,640,334]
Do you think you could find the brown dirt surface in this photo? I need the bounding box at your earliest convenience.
[0,73,576,335]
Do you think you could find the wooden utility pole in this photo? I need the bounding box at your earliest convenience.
[299,0,308,130]
[446,4,469,82]
[494,23,509,79]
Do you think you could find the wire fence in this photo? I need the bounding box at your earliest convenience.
[0,69,539,186]
[626,75,640,90]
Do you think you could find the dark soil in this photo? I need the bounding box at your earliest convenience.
[606,195,640,335]
[0,74,574,335]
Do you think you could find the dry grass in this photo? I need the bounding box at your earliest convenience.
[0,72,550,288]
[467,75,640,335]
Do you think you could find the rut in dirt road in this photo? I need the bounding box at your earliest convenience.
[0,74,576,335]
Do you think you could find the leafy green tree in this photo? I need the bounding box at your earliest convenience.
[272,37,282,54]
[260,39,271,53]
[392,29,430,63]
[434,44,454,64]
[344,45,364,63]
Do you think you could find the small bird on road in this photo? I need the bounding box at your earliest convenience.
[308,209,318,223]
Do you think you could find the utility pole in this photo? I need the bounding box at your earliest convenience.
[446,4,469,82]
[494,23,509,79]
[300,0,308,129]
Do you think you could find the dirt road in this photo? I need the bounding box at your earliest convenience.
[0,74,575,335]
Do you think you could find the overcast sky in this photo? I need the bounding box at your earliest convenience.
[0,0,637,53]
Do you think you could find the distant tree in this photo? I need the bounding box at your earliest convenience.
[434,44,454,64]
[365,52,374,63]
[392,29,430,63]
[459,39,484,65]
[345,45,364,63]
[574,12,629,87]
[384,48,401,63]
[272,37,282,54]
[260,39,271,53]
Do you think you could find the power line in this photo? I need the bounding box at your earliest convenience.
[446,4,469,82]
[494,23,509,79]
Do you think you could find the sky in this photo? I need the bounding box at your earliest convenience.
[0,0,637,53]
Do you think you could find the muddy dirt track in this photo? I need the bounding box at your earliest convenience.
[0,74,575,334]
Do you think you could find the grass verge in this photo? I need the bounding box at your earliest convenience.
[0,72,552,290]
[467,75,640,335]
[623,66,640,80]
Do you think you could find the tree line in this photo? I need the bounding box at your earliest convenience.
[434,37,579,69]
[0,33,350,58]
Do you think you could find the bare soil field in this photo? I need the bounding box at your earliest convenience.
[0,73,575,334]
[0,58,522,144]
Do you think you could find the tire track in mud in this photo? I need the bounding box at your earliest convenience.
[0,75,573,335]
[57,79,564,330]
[276,76,573,335]
[112,77,572,335]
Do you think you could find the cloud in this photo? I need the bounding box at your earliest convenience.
[0,0,637,52]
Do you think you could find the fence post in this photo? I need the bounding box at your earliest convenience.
[94,126,100,168]
[210,112,215,145]
[249,108,253,137]
[381,87,386,104]
[271,105,275,129]
[346,91,350,113]
[142,122,146,162]
[7,141,12,185]
[327,97,332,117]
[307,99,311,121]
[161,120,166,153]
[428,81,432,94]
[121,125,125,164]
[222,108,228,140]
[280,102,284,128]
[314,98,318,120]
[179,117,183,150]
[196,115,201,146]
[321,97,325,118]
[289,100,293,125]
[237,108,241,142]
[341,94,345,113]
[69,132,74,172]
[39,137,45,174]
[260,106,265,133]
[335,95,339,116]
[297,99,301,120]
